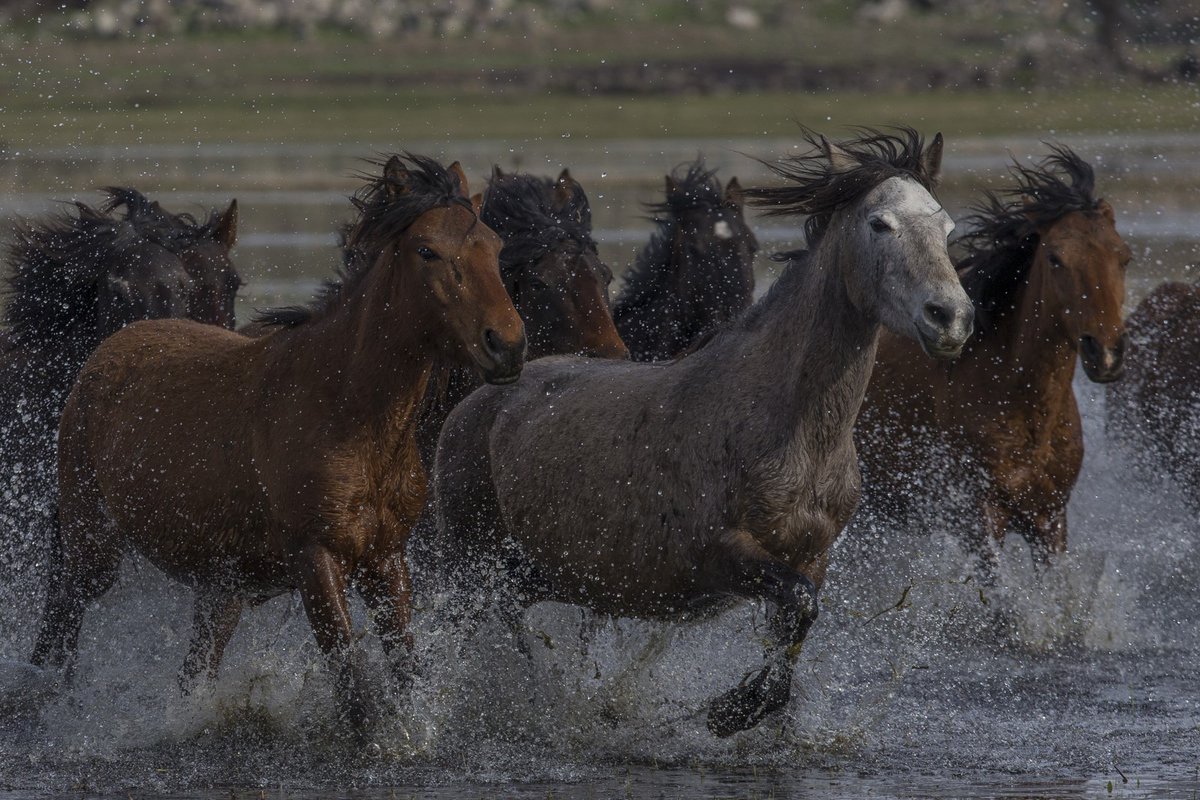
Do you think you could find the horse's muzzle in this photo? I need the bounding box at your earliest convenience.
[915,298,975,360]
[478,329,527,385]
[1080,332,1127,383]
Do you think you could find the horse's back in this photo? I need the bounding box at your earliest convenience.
[60,318,269,564]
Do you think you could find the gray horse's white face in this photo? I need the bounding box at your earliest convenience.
[848,175,974,359]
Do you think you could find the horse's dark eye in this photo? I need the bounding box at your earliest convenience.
[417,245,438,261]
[869,218,892,234]
[1048,253,1064,269]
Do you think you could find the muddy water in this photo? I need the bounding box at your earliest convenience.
[0,136,1198,798]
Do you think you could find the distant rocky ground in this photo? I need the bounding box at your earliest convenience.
[0,0,1194,90]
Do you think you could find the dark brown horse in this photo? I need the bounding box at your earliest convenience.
[1106,279,1200,508]
[613,158,758,361]
[102,187,241,329]
[435,129,972,737]
[857,145,1131,577]
[31,155,526,734]
[1,194,237,585]
[413,166,627,468]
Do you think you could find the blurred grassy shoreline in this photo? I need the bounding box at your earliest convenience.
[0,26,1197,148]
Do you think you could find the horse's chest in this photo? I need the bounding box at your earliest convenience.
[977,404,1082,502]
[740,448,860,564]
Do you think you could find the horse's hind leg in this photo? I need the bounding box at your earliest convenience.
[703,530,819,738]
[179,589,243,694]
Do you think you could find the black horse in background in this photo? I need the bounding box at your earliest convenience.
[613,158,758,361]
[0,191,240,593]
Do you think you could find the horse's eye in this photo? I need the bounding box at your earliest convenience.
[1048,253,1064,269]
[417,245,438,261]
[869,217,893,234]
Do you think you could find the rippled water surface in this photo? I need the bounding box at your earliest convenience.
[0,136,1198,798]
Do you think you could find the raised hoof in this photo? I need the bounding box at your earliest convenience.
[706,664,792,738]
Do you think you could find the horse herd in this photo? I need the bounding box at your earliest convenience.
[0,128,1195,742]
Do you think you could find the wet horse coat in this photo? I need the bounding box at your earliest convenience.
[857,146,1130,573]
[435,129,973,737]
[33,156,526,732]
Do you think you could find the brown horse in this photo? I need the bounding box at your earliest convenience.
[435,129,972,737]
[857,145,1131,577]
[413,166,627,469]
[613,158,758,361]
[1106,279,1200,509]
[31,155,526,733]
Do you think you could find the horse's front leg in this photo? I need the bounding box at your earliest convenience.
[179,589,243,694]
[1023,504,1068,566]
[356,553,415,691]
[704,530,819,738]
[296,542,374,734]
[970,499,1011,586]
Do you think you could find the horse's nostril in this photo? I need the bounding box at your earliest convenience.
[924,302,952,328]
[483,329,502,357]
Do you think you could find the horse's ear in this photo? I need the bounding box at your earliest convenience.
[470,192,484,215]
[820,136,856,174]
[491,164,506,182]
[724,177,745,208]
[448,161,470,198]
[665,175,681,197]
[211,199,238,248]
[553,169,582,211]
[383,155,410,200]
[921,132,945,186]
[1097,198,1115,223]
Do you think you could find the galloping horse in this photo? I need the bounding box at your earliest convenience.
[32,155,526,733]
[434,129,972,736]
[414,167,627,468]
[857,145,1130,576]
[1,194,237,581]
[613,158,758,361]
[102,187,241,329]
[1106,279,1200,509]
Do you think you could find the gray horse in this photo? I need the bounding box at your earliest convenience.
[433,128,974,737]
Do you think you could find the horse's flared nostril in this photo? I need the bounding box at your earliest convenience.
[923,301,953,329]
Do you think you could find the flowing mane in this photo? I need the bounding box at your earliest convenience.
[616,158,725,309]
[256,153,472,328]
[744,126,940,246]
[957,145,1101,315]
[3,203,143,347]
[481,171,598,283]
[101,186,226,254]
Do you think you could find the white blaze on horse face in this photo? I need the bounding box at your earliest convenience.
[714,220,733,240]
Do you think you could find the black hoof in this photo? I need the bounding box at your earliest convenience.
[706,664,792,738]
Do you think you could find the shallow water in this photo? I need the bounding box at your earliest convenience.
[0,136,1198,798]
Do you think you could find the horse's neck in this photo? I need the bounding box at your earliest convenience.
[725,237,878,459]
[986,261,1078,405]
[278,266,435,442]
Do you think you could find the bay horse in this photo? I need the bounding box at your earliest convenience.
[1106,279,1200,509]
[613,158,758,361]
[434,129,973,737]
[413,166,627,469]
[102,187,242,329]
[31,155,526,734]
[857,145,1131,578]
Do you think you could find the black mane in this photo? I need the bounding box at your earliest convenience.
[255,153,471,328]
[3,202,145,347]
[957,144,1101,315]
[617,159,726,304]
[744,126,939,246]
[480,171,597,281]
[101,186,224,253]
